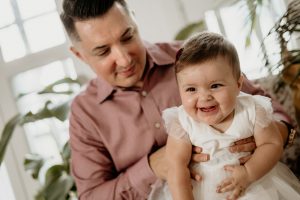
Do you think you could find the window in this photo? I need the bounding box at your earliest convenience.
[0,0,65,62]
[0,0,80,199]
[203,0,286,79]
[12,59,77,159]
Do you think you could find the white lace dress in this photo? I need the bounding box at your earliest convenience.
[148,93,300,200]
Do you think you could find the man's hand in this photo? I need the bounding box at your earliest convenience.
[229,136,256,164]
[149,146,168,180]
[191,146,210,162]
[149,145,209,181]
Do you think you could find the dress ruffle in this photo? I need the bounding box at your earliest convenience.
[252,94,274,130]
[162,107,190,142]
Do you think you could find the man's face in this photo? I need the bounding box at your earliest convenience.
[71,3,146,88]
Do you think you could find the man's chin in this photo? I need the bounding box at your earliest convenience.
[117,78,141,88]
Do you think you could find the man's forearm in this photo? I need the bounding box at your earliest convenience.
[75,155,157,200]
[274,120,289,145]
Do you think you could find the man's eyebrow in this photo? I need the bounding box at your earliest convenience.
[91,27,134,54]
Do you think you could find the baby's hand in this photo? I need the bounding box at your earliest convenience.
[216,165,251,200]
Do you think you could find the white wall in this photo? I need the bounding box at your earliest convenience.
[127,0,217,42]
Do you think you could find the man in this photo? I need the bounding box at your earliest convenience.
[60,0,293,199]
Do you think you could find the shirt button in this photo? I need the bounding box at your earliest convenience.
[154,122,161,129]
[141,91,147,97]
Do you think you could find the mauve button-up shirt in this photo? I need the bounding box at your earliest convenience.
[69,41,291,200]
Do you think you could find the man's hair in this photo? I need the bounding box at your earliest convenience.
[60,0,128,41]
[175,31,241,80]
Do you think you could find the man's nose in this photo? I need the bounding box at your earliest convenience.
[114,46,131,67]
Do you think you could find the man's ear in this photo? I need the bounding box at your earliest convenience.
[70,46,86,63]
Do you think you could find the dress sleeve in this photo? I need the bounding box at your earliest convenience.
[241,75,293,124]
[252,95,274,130]
[162,107,190,142]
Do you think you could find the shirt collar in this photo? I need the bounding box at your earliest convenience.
[96,41,176,103]
[96,77,115,103]
[144,41,175,66]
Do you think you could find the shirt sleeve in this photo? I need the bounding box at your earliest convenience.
[241,76,293,124]
[69,107,157,200]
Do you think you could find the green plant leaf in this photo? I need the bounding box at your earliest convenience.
[0,114,21,165]
[18,77,81,98]
[48,101,71,122]
[243,0,263,47]
[61,142,71,170]
[37,165,74,200]
[1,99,71,166]
[19,100,71,125]
[175,20,206,40]
[24,154,44,179]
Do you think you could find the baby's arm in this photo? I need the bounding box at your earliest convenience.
[217,121,283,199]
[244,121,283,181]
[166,135,193,200]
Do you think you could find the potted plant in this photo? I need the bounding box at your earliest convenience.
[262,0,300,126]
[0,77,85,200]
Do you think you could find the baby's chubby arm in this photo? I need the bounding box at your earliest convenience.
[243,121,283,180]
[229,120,288,164]
[166,135,194,200]
[217,121,283,200]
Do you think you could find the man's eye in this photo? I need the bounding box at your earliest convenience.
[122,35,133,42]
[97,49,109,57]
[211,84,223,89]
[185,87,196,92]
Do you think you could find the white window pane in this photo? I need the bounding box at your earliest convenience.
[259,6,276,37]
[0,25,26,62]
[11,59,77,162]
[0,164,16,200]
[220,4,267,79]
[12,60,77,112]
[16,0,56,19]
[0,0,15,28]
[24,13,66,53]
[23,122,62,158]
[204,11,222,34]
[12,61,67,99]
[270,0,286,19]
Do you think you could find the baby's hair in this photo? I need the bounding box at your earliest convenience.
[175,31,241,80]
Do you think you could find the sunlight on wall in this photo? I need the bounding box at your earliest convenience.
[0,164,16,200]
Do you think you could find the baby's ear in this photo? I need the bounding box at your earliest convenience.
[237,74,244,90]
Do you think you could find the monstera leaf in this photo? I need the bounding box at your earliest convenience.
[0,77,82,165]
[0,97,74,165]
[0,77,83,199]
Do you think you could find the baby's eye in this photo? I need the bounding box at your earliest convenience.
[211,84,223,89]
[185,87,196,92]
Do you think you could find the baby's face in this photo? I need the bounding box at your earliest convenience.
[177,56,243,130]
